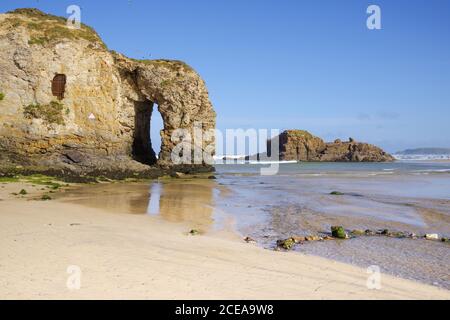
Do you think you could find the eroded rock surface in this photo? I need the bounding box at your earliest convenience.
[0,9,216,177]
[268,130,394,162]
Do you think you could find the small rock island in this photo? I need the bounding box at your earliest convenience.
[262,130,394,162]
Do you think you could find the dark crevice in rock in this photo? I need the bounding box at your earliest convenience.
[132,100,156,166]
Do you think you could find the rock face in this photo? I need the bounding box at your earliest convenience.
[270,130,394,162]
[0,9,216,177]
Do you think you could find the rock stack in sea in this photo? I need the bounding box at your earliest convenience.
[262,130,394,162]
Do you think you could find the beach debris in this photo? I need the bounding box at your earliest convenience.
[41,194,52,201]
[244,236,256,243]
[441,237,450,243]
[189,229,200,236]
[276,238,296,250]
[330,191,344,196]
[331,226,348,239]
[425,233,439,240]
[69,223,81,226]
[19,189,27,195]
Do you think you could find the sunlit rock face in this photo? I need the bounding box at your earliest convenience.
[272,130,394,162]
[0,9,216,177]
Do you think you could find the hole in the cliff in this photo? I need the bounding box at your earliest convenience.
[150,104,164,158]
[132,100,163,166]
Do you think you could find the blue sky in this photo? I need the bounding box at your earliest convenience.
[1,0,450,152]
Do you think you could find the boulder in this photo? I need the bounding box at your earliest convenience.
[425,234,439,240]
[276,238,296,250]
[331,226,348,239]
[350,229,365,236]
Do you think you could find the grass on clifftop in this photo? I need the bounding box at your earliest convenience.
[23,101,65,125]
[6,8,106,48]
[284,130,314,138]
[0,93,4,101]
[129,58,195,73]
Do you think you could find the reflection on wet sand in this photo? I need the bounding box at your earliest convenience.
[59,180,216,231]
[147,181,215,230]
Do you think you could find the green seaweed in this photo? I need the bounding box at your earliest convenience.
[23,101,65,125]
[41,194,52,201]
[331,226,347,239]
[0,176,20,183]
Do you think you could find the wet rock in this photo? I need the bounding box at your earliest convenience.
[41,194,52,201]
[377,229,389,235]
[208,175,217,180]
[19,189,27,195]
[276,238,296,250]
[408,233,418,239]
[292,236,306,243]
[365,229,376,236]
[171,172,185,178]
[189,229,200,236]
[330,191,344,196]
[389,231,408,239]
[331,226,348,239]
[441,237,450,243]
[323,236,334,240]
[387,231,407,238]
[425,233,439,240]
[305,235,322,241]
[350,229,365,236]
[244,236,256,243]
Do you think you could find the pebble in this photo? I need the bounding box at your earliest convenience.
[425,233,439,240]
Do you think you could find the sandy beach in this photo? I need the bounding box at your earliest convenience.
[1,180,449,300]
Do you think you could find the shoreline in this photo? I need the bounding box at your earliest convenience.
[1,181,449,299]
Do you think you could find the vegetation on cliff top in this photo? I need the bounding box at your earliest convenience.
[23,101,65,125]
[5,8,106,48]
[0,93,4,101]
[283,130,314,138]
[126,56,195,73]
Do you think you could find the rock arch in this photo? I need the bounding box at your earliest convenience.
[0,9,216,177]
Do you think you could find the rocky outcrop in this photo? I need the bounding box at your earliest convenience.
[267,130,394,162]
[0,9,215,178]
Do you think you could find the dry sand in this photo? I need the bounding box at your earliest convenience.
[0,181,449,299]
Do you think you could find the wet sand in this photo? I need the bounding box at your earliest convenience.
[1,179,449,299]
[214,163,450,289]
